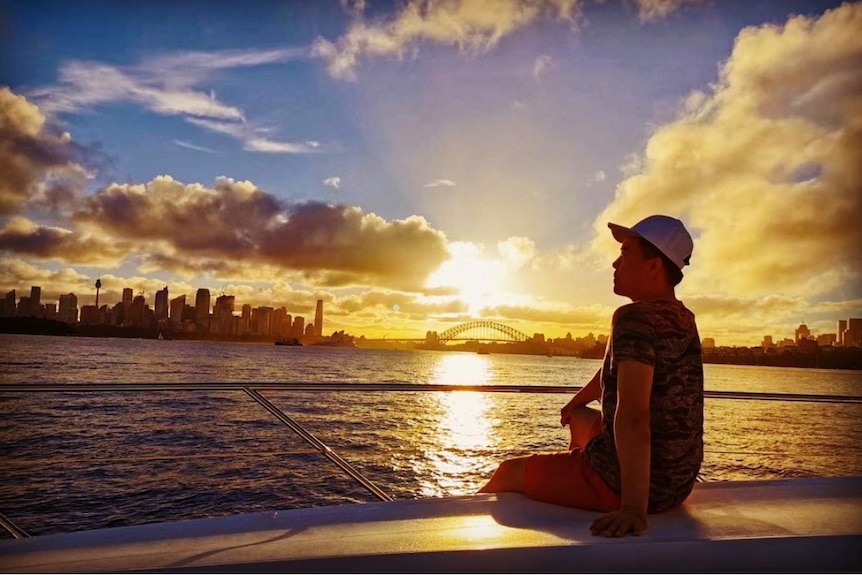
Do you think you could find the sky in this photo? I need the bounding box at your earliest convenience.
[1,0,860,345]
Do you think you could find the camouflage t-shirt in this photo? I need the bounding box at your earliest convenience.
[584,298,704,513]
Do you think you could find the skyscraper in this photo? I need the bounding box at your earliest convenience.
[58,293,78,324]
[154,286,169,320]
[195,289,211,332]
[2,290,15,317]
[314,299,323,338]
[169,294,186,326]
[122,288,133,310]
[30,286,41,316]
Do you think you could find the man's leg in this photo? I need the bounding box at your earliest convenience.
[567,406,601,450]
[477,455,531,493]
[478,407,601,495]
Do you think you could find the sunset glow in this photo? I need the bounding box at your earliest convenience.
[426,243,511,316]
[1,0,859,345]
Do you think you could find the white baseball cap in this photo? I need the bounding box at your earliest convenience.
[608,215,693,271]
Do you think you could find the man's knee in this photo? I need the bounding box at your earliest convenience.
[479,456,530,493]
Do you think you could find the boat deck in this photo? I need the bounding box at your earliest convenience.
[1,476,860,572]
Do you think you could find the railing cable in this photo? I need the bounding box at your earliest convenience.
[242,387,393,503]
[2,382,860,405]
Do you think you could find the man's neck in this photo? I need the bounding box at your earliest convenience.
[630,286,676,303]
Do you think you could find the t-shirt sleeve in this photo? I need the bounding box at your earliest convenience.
[611,304,657,367]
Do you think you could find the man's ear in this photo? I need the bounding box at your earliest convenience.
[646,256,664,279]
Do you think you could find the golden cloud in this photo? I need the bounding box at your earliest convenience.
[313,0,582,79]
[593,2,862,301]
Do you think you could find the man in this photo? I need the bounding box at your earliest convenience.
[478,214,703,538]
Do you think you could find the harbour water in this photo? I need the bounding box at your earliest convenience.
[1,334,861,538]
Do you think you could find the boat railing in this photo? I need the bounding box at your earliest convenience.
[2,382,860,540]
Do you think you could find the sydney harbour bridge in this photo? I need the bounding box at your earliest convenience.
[365,321,534,344]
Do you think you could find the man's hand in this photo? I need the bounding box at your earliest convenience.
[590,508,648,537]
[560,399,576,427]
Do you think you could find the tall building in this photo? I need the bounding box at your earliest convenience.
[838,320,847,346]
[252,306,274,337]
[314,299,324,338]
[795,323,811,343]
[169,294,186,326]
[2,290,15,317]
[213,295,236,335]
[846,318,862,348]
[58,293,78,324]
[122,288,133,310]
[154,286,169,320]
[129,294,148,326]
[292,316,305,339]
[94,278,102,308]
[240,304,252,334]
[195,289,211,332]
[29,286,42,316]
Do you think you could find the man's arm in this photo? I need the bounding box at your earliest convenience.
[560,368,602,426]
[590,359,653,537]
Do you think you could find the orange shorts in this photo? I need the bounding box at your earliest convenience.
[522,417,621,512]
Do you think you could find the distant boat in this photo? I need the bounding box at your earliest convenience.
[275,338,302,346]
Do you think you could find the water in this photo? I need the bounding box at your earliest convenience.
[1,334,861,537]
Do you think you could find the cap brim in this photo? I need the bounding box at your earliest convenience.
[608,222,640,243]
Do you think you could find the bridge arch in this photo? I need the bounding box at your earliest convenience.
[437,321,530,343]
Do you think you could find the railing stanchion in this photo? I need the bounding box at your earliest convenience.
[0,510,30,539]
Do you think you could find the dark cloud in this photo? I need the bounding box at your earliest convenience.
[72,176,450,289]
[258,202,450,288]
[0,87,104,215]
[0,217,130,266]
[74,176,281,254]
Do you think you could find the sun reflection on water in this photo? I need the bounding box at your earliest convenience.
[414,354,500,497]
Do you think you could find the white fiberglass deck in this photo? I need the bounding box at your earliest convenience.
[1,476,860,573]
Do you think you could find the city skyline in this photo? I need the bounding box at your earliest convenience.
[1,1,860,346]
[3,281,859,349]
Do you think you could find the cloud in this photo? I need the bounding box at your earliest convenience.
[497,236,536,270]
[33,48,302,119]
[592,2,862,301]
[0,258,92,298]
[0,216,131,267]
[312,0,710,79]
[34,61,244,120]
[67,176,450,290]
[173,140,218,154]
[588,170,607,185]
[423,179,456,188]
[323,177,342,189]
[634,0,706,22]
[533,55,553,77]
[29,48,319,154]
[485,301,612,330]
[0,88,94,215]
[185,117,323,154]
[313,0,582,79]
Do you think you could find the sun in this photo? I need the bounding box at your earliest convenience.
[426,242,508,316]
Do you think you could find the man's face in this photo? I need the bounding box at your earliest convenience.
[612,236,653,299]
